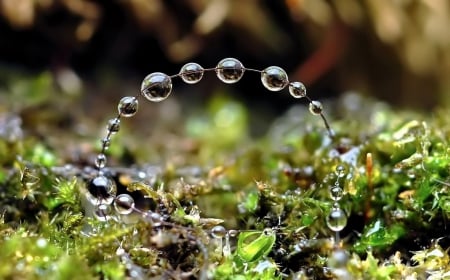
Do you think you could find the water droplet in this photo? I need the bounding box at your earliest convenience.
[289,81,307,98]
[211,225,227,238]
[263,228,274,236]
[261,66,288,91]
[330,186,344,201]
[335,165,346,178]
[328,248,349,268]
[407,169,416,179]
[309,100,323,115]
[101,137,111,150]
[179,62,204,84]
[215,58,245,84]
[143,211,163,227]
[86,175,117,205]
[141,72,172,102]
[326,207,347,232]
[223,233,231,257]
[107,118,120,133]
[228,229,238,237]
[118,96,138,117]
[93,203,112,222]
[114,194,135,215]
[95,153,107,169]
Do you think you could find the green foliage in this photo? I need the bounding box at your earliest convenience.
[0,76,449,279]
[353,220,406,254]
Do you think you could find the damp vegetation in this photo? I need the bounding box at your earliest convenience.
[0,67,449,280]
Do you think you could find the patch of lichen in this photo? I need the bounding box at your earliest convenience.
[0,76,449,279]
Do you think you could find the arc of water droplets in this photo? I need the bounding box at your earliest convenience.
[87,57,334,213]
[326,165,348,245]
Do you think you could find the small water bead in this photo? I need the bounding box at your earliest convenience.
[87,175,117,205]
[95,153,107,169]
[330,186,344,201]
[228,229,238,237]
[261,66,289,91]
[107,118,120,133]
[211,225,227,239]
[179,62,204,84]
[263,228,274,236]
[335,165,346,178]
[143,211,163,227]
[101,137,111,149]
[289,81,307,98]
[118,96,138,117]
[141,72,173,102]
[114,194,135,215]
[94,203,112,222]
[326,207,347,232]
[309,100,323,115]
[223,233,231,257]
[215,58,245,84]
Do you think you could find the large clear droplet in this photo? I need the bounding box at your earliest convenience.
[118,96,138,117]
[86,175,117,205]
[93,203,112,222]
[95,153,107,169]
[330,186,343,201]
[289,81,307,98]
[141,72,172,102]
[309,100,323,115]
[107,118,120,133]
[261,66,289,91]
[179,62,204,84]
[326,208,347,232]
[215,58,245,84]
[114,194,135,215]
[211,225,227,238]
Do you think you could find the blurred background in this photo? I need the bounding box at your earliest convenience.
[0,0,449,124]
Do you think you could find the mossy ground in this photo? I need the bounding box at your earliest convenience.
[0,75,449,279]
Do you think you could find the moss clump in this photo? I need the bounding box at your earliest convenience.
[0,75,449,279]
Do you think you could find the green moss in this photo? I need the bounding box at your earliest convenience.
[0,73,449,279]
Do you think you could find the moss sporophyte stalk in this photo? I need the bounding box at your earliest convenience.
[0,59,449,279]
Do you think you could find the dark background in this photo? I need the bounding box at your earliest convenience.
[1,0,449,113]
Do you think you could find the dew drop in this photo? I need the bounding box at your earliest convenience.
[335,165,346,178]
[228,229,238,237]
[118,96,138,117]
[215,58,245,84]
[141,72,172,102]
[179,62,204,84]
[107,118,120,133]
[143,211,163,227]
[114,194,135,215]
[211,225,227,238]
[86,175,117,205]
[309,100,323,115]
[263,228,274,236]
[326,208,347,232]
[261,66,289,91]
[328,248,349,268]
[95,153,107,169]
[93,203,112,222]
[289,81,307,98]
[330,186,344,201]
[223,233,231,257]
[101,137,111,150]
